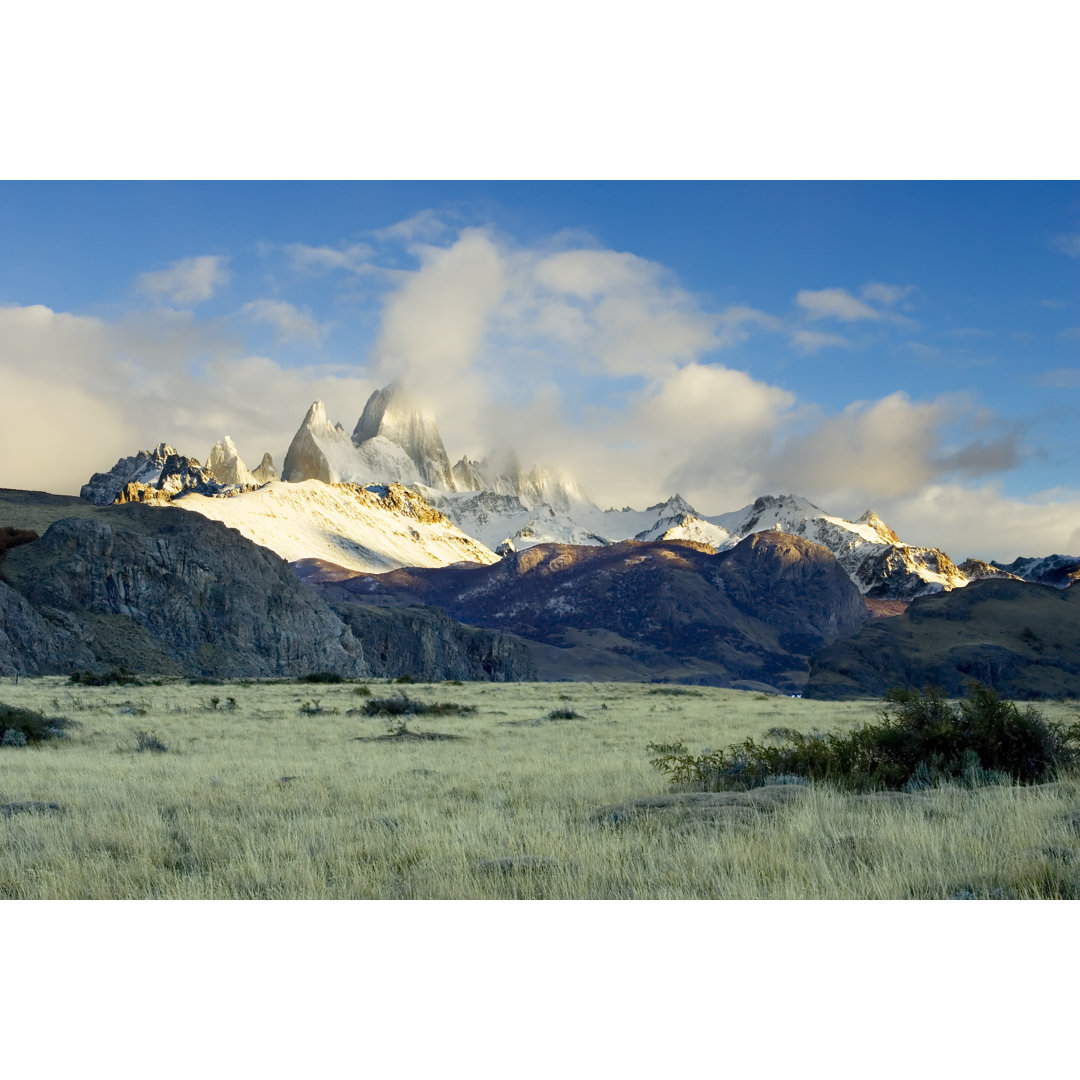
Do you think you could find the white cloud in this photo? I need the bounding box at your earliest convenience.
[1052,232,1080,258]
[0,303,376,494]
[796,287,880,322]
[879,484,1080,562]
[285,241,374,274]
[372,210,448,244]
[860,282,915,306]
[240,299,323,343]
[759,392,1021,508]
[791,329,849,353]
[135,255,230,305]
[372,227,506,404]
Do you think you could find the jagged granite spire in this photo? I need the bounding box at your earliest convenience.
[352,383,456,489]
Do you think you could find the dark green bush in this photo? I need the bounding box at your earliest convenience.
[70,668,140,686]
[648,684,1080,793]
[359,694,476,718]
[0,703,71,745]
[547,707,582,720]
[299,672,344,684]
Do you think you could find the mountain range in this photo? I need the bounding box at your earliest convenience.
[1,382,1075,695]
[78,382,1077,603]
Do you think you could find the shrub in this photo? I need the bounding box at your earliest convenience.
[70,668,139,687]
[0,703,71,745]
[547,707,582,720]
[648,684,1080,793]
[358,694,476,718]
[134,729,168,753]
[299,672,344,684]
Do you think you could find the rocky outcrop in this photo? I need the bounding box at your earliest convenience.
[0,578,95,675]
[81,443,179,504]
[1,507,368,678]
[82,445,230,505]
[805,577,1080,699]
[330,602,536,682]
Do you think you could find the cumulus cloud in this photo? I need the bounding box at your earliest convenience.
[135,255,230,305]
[372,227,506,403]
[877,484,1080,562]
[0,302,375,494]
[757,392,1022,509]
[796,287,880,322]
[240,299,323,343]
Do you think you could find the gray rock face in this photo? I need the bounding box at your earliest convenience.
[282,401,340,483]
[1,507,368,678]
[0,578,94,675]
[330,602,536,682]
[353,383,456,489]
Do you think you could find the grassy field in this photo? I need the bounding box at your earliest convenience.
[2,676,1079,899]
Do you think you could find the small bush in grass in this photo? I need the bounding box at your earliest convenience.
[547,707,582,720]
[353,685,373,698]
[134,729,168,753]
[2,729,29,747]
[299,672,344,684]
[648,683,1080,793]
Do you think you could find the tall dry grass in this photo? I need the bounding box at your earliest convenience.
[1,677,1078,899]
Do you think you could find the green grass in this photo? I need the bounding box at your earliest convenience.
[1,677,1079,899]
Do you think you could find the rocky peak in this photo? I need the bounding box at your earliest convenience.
[855,510,899,544]
[252,453,279,484]
[207,436,256,487]
[352,383,456,489]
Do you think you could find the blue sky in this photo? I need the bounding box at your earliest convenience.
[1,180,1078,560]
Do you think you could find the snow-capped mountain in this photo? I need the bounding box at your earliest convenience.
[708,494,967,598]
[173,480,498,574]
[78,386,1038,602]
[991,553,1080,588]
[281,384,587,512]
[81,444,229,504]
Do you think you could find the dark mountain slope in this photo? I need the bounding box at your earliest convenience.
[0,492,532,681]
[805,578,1080,699]
[309,533,867,691]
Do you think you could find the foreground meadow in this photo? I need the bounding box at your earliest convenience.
[2,677,1079,899]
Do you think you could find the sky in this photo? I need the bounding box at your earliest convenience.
[0,180,1078,561]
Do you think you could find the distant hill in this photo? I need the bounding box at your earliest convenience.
[805,577,1080,699]
[306,531,868,693]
